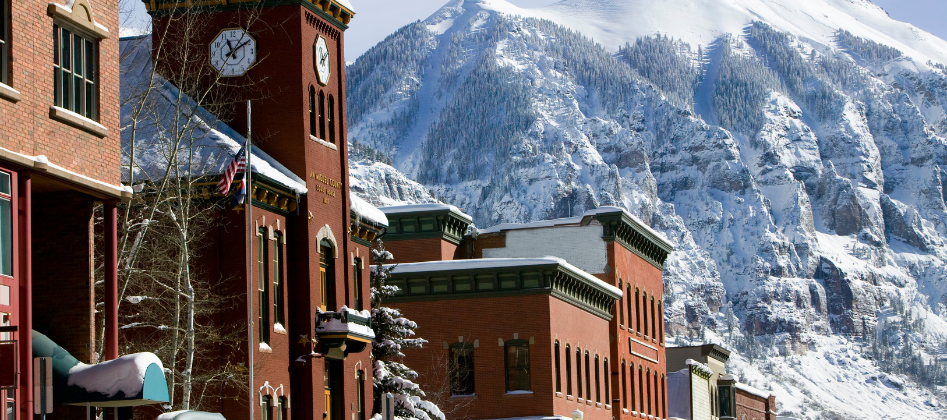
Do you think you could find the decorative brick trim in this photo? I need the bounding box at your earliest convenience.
[47,0,110,39]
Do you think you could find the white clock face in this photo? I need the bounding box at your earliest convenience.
[210,28,256,77]
[314,36,330,85]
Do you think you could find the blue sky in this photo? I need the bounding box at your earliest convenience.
[121,0,947,61]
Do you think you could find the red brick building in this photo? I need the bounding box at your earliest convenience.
[130,1,380,420]
[0,0,139,418]
[717,375,777,420]
[380,205,673,420]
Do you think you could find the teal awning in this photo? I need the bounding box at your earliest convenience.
[32,331,170,407]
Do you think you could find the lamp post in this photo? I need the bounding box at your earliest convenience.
[571,409,583,420]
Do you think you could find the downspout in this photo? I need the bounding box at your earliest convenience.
[18,173,31,420]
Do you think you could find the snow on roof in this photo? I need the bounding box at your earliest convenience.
[67,352,164,397]
[722,374,772,399]
[685,359,714,377]
[388,257,622,297]
[478,206,672,249]
[0,148,131,197]
[335,0,354,13]
[379,203,473,222]
[119,35,307,195]
[351,194,388,227]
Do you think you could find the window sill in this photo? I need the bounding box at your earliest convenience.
[309,135,338,150]
[502,391,533,396]
[566,395,573,401]
[586,400,592,406]
[578,398,584,404]
[555,392,562,398]
[595,402,602,408]
[605,404,611,410]
[0,83,21,103]
[49,106,108,138]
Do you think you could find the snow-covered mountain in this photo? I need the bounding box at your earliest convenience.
[346,0,947,417]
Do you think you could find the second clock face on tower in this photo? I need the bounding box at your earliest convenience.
[314,36,330,85]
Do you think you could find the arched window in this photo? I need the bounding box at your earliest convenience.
[661,374,667,419]
[642,291,648,336]
[353,258,363,311]
[273,231,284,326]
[604,357,609,404]
[565,344,572,396]
[621,360,627,409]
[659,302,665,344]
[646,368,652,415]
[554,341,561,393]
[327,95,336,144]
[258,227,269,344]
[319,239,335,311]
[318,90,326,140]
[575,347,582,399]
[308,86,316,137]
[635,288,641,332]
[651,296,657,341]
[627,285,633,330]
[638,366,644,413]
[584,351,591,400]
[594,354,601,403]
[618,281,624,326]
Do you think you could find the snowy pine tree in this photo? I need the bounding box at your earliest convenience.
[370,242,444,420]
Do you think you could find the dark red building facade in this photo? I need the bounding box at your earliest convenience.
[380,205,673,420]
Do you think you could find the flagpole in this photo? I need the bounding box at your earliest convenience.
[246,100,255,420]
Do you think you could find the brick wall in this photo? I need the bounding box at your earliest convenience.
[384,237,458,264]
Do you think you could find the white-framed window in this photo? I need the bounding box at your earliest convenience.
[53,23,97,120]
[0,0,9,86]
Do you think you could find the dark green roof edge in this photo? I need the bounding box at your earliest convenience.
[594,211,673,270]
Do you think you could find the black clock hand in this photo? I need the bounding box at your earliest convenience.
[320,51,328,66]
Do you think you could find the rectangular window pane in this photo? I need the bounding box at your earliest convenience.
[0,172,9,195]
[73,34,82,77]
[453,276,472,292]
[408,278,427,295]
[53,25,59,66]
[85,39,93,78]
[475,274,493,291]
[61,29,70,71]
[61,68,70,110]
[0,196,10,276]
[54,67,60,106]
[74,75,82,114]
[505,344,530,391]
[522,272,541,288]
[85,82,94,119]
[498,273,517,290]
[430,277,449,294]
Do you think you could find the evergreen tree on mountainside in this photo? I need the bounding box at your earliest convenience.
[370,242,444,420]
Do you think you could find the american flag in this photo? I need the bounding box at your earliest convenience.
[217,146,247,195]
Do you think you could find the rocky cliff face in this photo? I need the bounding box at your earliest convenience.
[347,0,947,416]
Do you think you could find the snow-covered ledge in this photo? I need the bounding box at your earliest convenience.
[309,135,338,151]
[0,83,20,103]
[49,106,109,138]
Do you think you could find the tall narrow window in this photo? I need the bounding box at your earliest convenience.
[575,347,582,399]
[565,344,572,396]
[658,302,665,344]
[621,360,627,409]
[634,288,641,332]
[0,0,8,86]
[261,396,271,420]
[638,366,644,413]
[504,340,530,392]
[554,341,561,393]
[651,297,656,341]
[0,171,10,276]
[327,95,336,144]
[53,24,97,119]
[353,258,363,311]
[356,371,365,420]
[4,388,13,420]
[646,369,652,415]
[642,292,648,336]
[618,281,624,326]
[319,240,335,311]
[278,397,288,420]
[661,374,666,419]
[258,227,269,344]
[604,357,609,404]
[594,355,601,403]
[273,232,284,327]
[629,363,636,412]
[449,344,475,395]
[585,351,591,400]
[309,86,317,137]
[318,91,326,140]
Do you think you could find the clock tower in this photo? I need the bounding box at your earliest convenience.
[142,2,373,420]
